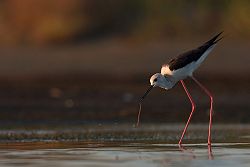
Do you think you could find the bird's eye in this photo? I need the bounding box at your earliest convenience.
[154,78,157,82]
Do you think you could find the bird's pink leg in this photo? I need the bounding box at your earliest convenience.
[191,76,213,146]
[179,80,196,146]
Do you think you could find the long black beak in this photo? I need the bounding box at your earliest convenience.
[137,85,154,127]
[140,85,154,103]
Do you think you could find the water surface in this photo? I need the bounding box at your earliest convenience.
[0,142,250,167]
[0,124,249,167]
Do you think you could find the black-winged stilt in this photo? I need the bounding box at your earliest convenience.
[138,32,223,147]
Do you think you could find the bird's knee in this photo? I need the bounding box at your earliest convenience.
[210,96,214,103]
[192,104,196,110]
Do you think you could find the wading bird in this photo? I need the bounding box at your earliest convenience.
[138,32,223,146]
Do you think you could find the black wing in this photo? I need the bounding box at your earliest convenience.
[168,32,223,71]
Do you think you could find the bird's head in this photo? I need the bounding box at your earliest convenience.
[150,73,174,89]
[140,73,173,103]
[150,73,164,87]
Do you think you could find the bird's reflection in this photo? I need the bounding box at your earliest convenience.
[208,145,214,160]
[179,144,196,159]
[178,144,214,160]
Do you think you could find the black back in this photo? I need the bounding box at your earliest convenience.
[168,32,223,71]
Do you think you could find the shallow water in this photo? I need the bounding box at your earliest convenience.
[0,124,249,167]
[0,142,250,167]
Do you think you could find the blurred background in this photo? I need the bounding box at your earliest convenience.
[0,0,250,129]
